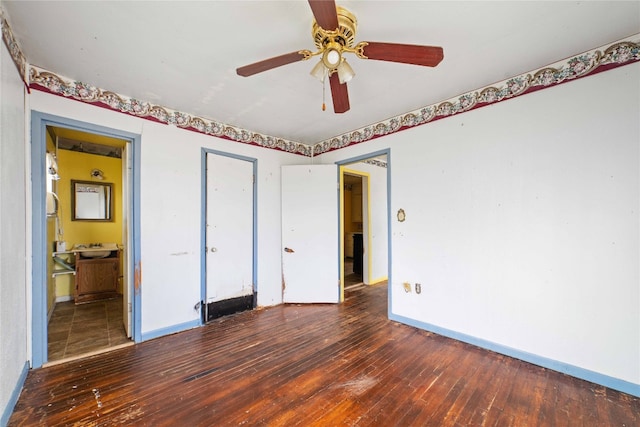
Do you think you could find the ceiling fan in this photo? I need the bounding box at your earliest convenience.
[236,0,444,114]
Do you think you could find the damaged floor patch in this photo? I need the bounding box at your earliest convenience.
[335,376,378,396]
[92,388,103,409]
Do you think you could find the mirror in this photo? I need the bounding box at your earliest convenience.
[71,180,113,221]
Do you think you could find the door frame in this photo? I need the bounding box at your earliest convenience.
[30,111,142,368]
[336,149,391,310]
[340,169,371,291]
[200,148,257,324]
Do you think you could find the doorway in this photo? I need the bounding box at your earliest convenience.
[279,152,390,305]
[338,151,389,301]
[201,149,257,322]
[342,171,366,288]
[31,112,141,368]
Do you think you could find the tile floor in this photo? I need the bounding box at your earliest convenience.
[47,296,130,362]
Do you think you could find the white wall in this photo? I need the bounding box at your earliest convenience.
[29,91,306,337]
[0,40,28,422]
[322,63,640,389]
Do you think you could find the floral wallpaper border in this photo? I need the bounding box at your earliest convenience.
[28,66,311,156]
[362,158,387,169]
[312,36,640,155]
[2,7,638,158]
[1,8,27,86]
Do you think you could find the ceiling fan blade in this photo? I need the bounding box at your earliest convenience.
[361,42,444,67]
[329,73,350,114]
[308,0,339,30]
[237,51,307,77]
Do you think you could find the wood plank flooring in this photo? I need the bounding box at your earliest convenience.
[9,283,639,426]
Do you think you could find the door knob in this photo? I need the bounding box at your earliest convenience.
[211,247,217,253]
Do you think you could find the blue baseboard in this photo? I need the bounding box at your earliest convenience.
[1,361,29,427]
[140,318,201,342]
[389,313,640,398]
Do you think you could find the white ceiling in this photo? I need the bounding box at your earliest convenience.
[3,1,639,145]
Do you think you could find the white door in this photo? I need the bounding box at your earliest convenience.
[206,153,254,305]
[281,164,339,303]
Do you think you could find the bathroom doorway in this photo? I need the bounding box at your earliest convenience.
[31,112,141,368]
[46,126,130,362]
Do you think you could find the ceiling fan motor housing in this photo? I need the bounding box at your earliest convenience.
[312,6,357,53]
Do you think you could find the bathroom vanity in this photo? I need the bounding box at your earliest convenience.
[75,250,120,304]
[53,244,120,304]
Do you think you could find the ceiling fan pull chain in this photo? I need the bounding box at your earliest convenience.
[322,71,327,111]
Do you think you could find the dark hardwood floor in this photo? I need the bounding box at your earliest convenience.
[10,283,639,426]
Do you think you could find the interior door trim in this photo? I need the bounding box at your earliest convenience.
[340,167,372,295]
[30,111,142,368]
[335,148,391,313]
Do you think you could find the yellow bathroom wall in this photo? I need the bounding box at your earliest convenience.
[344,183,363,233]
[343,188,354,233]
[55,149,123,298]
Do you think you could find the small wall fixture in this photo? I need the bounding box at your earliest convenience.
[90,169,104,180]
[46,152,60,180]
[397,208,406,222]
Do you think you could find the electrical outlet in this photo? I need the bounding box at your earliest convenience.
[403,282,411,293]
[415,283,422,294]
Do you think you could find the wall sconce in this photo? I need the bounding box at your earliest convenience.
[91,169,104,180]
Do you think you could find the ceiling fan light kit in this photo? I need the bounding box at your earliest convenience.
[236,1,444,113]
[310,59,327,81]
[336,60,355,84]
[322,43,343,68]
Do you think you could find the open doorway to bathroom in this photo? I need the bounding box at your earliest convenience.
[31,112,141,368]
[45,126,131,363]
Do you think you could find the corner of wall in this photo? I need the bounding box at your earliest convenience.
[0,362,29,426]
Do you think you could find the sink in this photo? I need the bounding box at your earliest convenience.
[74,243,118,258]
